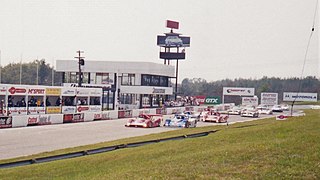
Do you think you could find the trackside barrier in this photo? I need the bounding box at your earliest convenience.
[118,110,132,119]
[0,130,218,169]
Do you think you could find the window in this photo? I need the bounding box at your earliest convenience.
[141,74,169,87]
[96,73,114,84]
[121,74,135,85]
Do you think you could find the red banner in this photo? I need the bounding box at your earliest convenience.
[166,20,179,29]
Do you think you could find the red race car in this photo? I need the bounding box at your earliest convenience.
[125,114,163,128]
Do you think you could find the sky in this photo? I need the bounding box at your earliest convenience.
[0,0,319,82]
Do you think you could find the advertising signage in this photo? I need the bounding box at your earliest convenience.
[160,52,185,60]
[204,96,221,105]
[261,92,278,105]
[283,92,318,102]
[223,87,255,96]
[157,35,190,47]
[242,97,259,106]
[166,20,179,29]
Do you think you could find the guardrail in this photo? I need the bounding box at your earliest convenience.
[0,130,217,169]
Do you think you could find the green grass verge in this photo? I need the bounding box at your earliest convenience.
[292,101,320,105]
[0,110,319,179]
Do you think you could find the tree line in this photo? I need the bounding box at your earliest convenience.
[0,59,62,86]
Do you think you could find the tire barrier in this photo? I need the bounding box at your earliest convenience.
[0,130,217,169]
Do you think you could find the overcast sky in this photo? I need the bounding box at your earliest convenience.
[0,0,319,82]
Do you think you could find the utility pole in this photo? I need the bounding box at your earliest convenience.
[74,51,85,87]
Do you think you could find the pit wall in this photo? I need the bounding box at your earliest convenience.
[1,104,234,129]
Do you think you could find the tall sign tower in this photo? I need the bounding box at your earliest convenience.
[157,20,191,100]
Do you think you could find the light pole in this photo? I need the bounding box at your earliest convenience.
[74,51,85,87]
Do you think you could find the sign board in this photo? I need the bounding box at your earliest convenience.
[283,92,318,102]
[0,85,7,95]
[28,88,45,95]
[46,88,61,96]
[160,52,185,60]
[157,35,190,47]
[166,20,179,29]
[7,86,27,95]
[204,96,221,105]
[242,97,259,106]
[223,87,255,96]
[261,92,278,106]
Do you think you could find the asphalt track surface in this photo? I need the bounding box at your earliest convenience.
[0,113,282,160]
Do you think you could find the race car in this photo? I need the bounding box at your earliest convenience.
[272,105,283,112]
[227,106,242,115]
[203,111,229,123]
[257,105,273,115]
[240,107,259,118]
[125,114,162,128]
[184,111,200,121]
[163,114,197,128]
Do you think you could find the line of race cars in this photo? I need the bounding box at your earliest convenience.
[124,104,290,128]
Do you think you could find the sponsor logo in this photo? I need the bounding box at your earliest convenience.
[152,88,165,94]
[77,106,89,112]
[204,97,221,105]
[63,90,75,94]
[8,87,26,94]
[28,117,38,124]
[46,88,61,95]
[28,89,45,94]
[38,116,52,125]
[73,113,84,121]
[227,89,247,93]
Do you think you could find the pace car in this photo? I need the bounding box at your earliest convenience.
[125,114,162,128]
[163,114,197,128]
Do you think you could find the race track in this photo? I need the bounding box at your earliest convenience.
[0,114,275,160]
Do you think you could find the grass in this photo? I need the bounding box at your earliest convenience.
[292,101,320,105]
[0,109,319,179]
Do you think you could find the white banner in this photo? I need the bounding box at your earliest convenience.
[261,92,278,106]
[223,87,255,96]
[242,97,259,106]
[283,92,318,102]
[62,106,76,114]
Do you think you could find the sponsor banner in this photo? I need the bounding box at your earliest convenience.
[157,35,190,47]
[261,92,278,106]
[28,88,45,95]
[38,114,54,125]
[27,115,39,125]
[77,106,90,113]
[242,97,259,106]
[76,88,91,96]
[8,86,27,95]
[276,114,289,120]
[194,96,206,105]
[0,116,12,128]
[63,113,84,123]
[223,87,255,96]
[64,83,111,89]
[204,96,221,105]
[0,85,7,95]
[89,106,102,112]
[46,88,61,96]
[72,113,84,122]
[118,110,132,118]
[46,107,61,114]
[63,114,73,123]
[8,107,27,115]
[28,107,45,115]
[101,111,114,120]
[93,112,102,120]
[283,92,318,102]
[61,88,76,96]
[62,106,76,114]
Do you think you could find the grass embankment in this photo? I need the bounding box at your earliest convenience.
[0,110,319,179]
